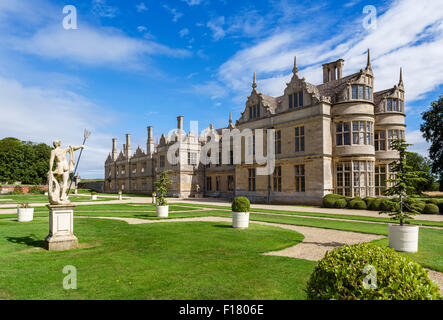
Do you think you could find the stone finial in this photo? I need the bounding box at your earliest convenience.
[399,67,403,86]
[252,72,257,90]
[292,56,298,74]
[229,112,232,125]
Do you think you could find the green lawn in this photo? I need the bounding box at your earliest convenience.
[0,216,315,299]
[0,194,115,204]
[0,201,442,299]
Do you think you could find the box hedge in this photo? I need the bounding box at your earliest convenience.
[231,196,250,212]
[306,243,442,300]
[334,198,348,208]
[423,203,439,214]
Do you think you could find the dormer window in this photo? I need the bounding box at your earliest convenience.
[249,103,260,120]
[386,98,403,112]
[351,84,372,101]
[289,91,303,109]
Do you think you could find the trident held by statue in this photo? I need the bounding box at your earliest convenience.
[67,129,91,195]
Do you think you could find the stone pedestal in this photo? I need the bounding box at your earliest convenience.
[45,204,78,251]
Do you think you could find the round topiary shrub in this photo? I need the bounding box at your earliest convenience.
[426,199,439,205]
[305,243,442,300]
[349,199,367,210]
[231,196,250,212]
[368,198,383,211]
[363,197,376,207]
[322,194,342,208]
[423,203,439,214]
[379,199,399,212]
[334,199,347,208]
[410,201,426,213]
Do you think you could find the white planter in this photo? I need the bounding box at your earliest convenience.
[118,195,123,200]
[232,212,249,228]
[17,208,34,222]
[157,205,169,217]
[91,195,97,200]
[388,224,419,252]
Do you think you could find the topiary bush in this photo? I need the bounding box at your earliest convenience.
[368,198,383,211]
[379,199,399,212]
[410,201,426,214]
[322,194,342,208]
[334,198,347,208]
[363,197,376,207]
[423,203,439,214]
[305,243,442,300]
[231,196,250,212]
[349,199,367,210]
[425,199,439,205]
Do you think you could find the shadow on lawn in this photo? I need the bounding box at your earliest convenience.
[6,234,45,248]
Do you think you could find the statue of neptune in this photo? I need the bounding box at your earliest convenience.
[48,140,84,205]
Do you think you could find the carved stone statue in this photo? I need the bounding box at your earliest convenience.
[48,140,84,205]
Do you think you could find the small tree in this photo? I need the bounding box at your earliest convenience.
[154,170,172,206]
[381,139,428,225]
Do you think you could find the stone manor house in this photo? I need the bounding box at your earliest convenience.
[104,51,406,205]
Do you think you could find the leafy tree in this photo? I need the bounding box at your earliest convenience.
[420,95,443,191]
[406,152,435,192]
[382,139,428,225]
[154,170,172,206]
[0,137,52,185]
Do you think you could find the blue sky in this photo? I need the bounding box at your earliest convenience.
[0,0,442,178]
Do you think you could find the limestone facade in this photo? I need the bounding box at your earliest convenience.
[104,51,406,205]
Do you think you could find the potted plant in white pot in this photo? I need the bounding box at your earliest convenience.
[17,202,34,222]
[118,190,123,201]
[231,196,250,228]
[381,138,428,252]
[154,170,172,217]
[91,191,97,200]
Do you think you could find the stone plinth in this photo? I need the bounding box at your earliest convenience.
[45,204,78,251]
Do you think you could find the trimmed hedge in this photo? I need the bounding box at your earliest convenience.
[334,199,347,208]
[423,203,439,214]
[231,196,250,212]
[349,199,367,210]
[425,199,439,205]
[323,194,342,208]
[306,243,442,300]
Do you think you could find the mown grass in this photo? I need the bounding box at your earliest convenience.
[0,216,315,299]
[0,194,114,205]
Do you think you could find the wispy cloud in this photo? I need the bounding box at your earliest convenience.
[92,0,118,18]
[182,0,204,6]
[136,2,148,12]
[207,16,226,40]
[179,28,190,37]
[163,5,183,22]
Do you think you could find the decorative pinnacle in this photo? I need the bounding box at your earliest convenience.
[229,112,232,124]
[399,67,403,85]
[366,48,371,68]
[292,56,298,74]
[252,72,257,89]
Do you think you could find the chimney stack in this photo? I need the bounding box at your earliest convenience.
[177,116,184,131]
[112,138,117,160]
[147,126,154,156]
[322,59,344,83]
[125,134,131,158]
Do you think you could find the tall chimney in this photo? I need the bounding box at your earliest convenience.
[147,126,154,155]
[112,138,117,160]
[177,116,184,131]
[125,134,131,158]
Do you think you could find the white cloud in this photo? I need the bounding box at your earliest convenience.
[163,5,183,23]
[406,129,430,158]
[179,28,190,38]
[218,0,443,106]
[0,75,115,178]
[6,25,191,68]
[189,81,228,100]
[136,2,148,12]
[137,26,147,32]
[182,0,204,5]
[207,16,226,40]
[92,0,118,18]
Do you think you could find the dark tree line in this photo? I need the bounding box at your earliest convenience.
[0,137,52,185]
[421,95,443,191]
